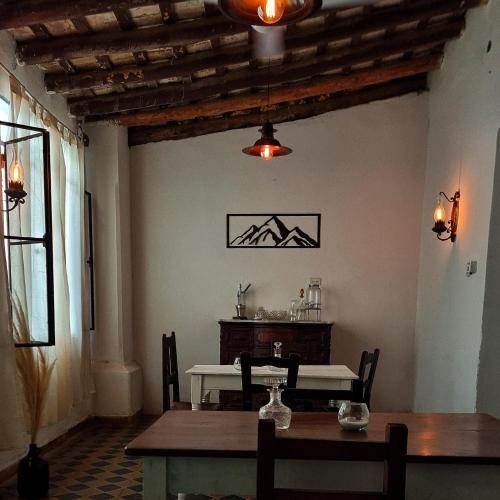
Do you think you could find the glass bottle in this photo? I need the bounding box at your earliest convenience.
[297,288,306,321]
[259,378,292,430]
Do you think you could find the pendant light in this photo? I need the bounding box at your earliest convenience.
[243,59,292,160]
[219,0,320,27]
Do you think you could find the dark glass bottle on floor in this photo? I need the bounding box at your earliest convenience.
[17,444,49,499]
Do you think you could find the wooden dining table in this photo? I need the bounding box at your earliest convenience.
[186,364,358,409]
[126,411,500,500]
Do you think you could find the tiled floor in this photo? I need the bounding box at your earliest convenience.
[0,418,150,500]
[0,418,253,500]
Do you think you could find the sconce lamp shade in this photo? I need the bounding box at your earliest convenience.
[9,160,24,190]
[242,122,292,160]
[219,0,321,26]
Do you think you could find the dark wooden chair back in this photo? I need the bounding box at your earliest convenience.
[257,419,407,500]
[240,351,300,411]
[283,379,364,411]
[162,332,181,412]
[358,348,380,410]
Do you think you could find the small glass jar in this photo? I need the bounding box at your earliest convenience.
[338,402,370,431]
[259,378,292,430]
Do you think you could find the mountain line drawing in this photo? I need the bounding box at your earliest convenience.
[230,216,318,247]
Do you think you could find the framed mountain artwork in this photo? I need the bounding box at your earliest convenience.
[226,214,321,249]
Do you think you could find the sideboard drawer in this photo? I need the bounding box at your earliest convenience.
[220,327,253,349]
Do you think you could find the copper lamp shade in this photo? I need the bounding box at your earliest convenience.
[242,122,292,160]
[219,0,321,26]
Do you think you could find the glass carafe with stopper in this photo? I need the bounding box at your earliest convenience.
[258,378,292,430]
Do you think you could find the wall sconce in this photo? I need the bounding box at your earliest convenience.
[1,149,27,212]
[432,191,460,242]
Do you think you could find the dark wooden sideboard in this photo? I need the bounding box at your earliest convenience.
[219,319,333,408]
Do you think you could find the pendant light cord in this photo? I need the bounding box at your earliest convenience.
[266,57,271,124]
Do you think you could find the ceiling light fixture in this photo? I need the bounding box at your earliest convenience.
[242,59,292,161]
[219,0,320,26]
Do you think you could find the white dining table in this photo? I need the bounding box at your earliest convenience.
[186,364,358,409]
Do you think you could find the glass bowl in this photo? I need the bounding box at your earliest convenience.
[338,402,370,431]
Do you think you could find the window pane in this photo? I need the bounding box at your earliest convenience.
[3,131,46,239]
[0,98,9,140]
[8,241,49,344]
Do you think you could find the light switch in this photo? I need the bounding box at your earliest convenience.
[466,260,478,277]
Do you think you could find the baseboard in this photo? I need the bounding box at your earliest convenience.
[92,409,143,426]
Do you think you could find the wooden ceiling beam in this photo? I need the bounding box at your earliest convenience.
[106,53,442,127]
[17,14,244,65]
[68,22,461,117]
[128,75,428,145]
[44,0,470,94]
[20,0,475,67]
[0,0,174,30]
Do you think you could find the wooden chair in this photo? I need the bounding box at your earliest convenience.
[240,351,300,411]
[358,348,380,410]
[162,332,219,412]
[282,378,364,412]
[257,418,408,500]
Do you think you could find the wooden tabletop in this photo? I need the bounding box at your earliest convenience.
[186,365,358,380]
[125,411,500,465]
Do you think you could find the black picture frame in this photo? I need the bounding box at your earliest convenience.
[85,191,95,331]
[226,213,321,249]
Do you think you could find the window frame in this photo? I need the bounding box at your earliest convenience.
[1,120,55,347]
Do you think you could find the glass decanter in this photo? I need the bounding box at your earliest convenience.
[258,378,292,430]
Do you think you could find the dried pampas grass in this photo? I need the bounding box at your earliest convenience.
[12,297,55,443]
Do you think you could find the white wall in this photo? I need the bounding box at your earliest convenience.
[130,92,429,414]
[414,2,500,412]
[476,130,500,418]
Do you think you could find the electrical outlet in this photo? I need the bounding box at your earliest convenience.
[466,261,477,277]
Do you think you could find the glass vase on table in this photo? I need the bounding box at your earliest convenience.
[259,377,292,430]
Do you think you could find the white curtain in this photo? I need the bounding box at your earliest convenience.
[0,73,90,448]
[0,70,24,450]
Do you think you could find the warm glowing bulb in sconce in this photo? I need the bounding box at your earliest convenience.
[258,0,285,24]
[9,160,24,190]
[260,145,274,160]
[433,196,446,223]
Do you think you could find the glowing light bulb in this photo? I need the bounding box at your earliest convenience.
[9,160,24,189]
[434,197,446,223]
[260,145,274,160]
[258,0,285,24]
